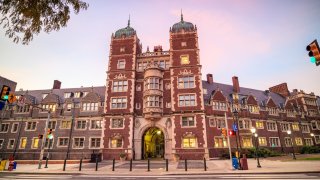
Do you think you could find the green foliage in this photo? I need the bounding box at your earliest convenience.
[241,148,282,158]
[0,0,88,44]
[300,146,320,154]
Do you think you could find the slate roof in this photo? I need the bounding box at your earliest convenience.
[15,86,106,104]
[202,81,285,108]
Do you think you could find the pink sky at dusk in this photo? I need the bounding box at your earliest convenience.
[0,0,319,95]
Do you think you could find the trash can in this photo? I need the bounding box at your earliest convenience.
[240,154,248,170]
[232,157,239,169]
[13,161,17,170]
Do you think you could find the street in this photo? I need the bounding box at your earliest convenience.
[1,173,320,180]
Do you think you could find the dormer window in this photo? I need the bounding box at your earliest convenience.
[212,101,227,111]
[248,105,259,114]
[64,92,71,98]
[286,109,295,117]
[82,102,98,111]
[268,107,278,115]
[42,104,56,112]
[42,93,48,99]
[83,92,89,97]
[74,92,82,98]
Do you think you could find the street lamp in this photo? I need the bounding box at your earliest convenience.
[287,130,296,160]
[232,108,241,170]
[310,133,315,145]
[253,132,261,168]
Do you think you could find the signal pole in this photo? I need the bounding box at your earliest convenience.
[224,112,232,167]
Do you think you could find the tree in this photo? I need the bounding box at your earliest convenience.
[0,0,88,45]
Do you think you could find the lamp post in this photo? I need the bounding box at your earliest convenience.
[287,130,296,160]
[310,133,315,145]
[250,127,261,168]
[63,99,75,171]
[232,109,241,170]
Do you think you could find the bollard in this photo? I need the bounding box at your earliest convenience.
[63,158,67,171]
[95,157,98,171]
[185,159,187,171]
[204,158,207,171]
[44,157,49,168]
[112,158,115,171]
[129,159,132,171]
[79,158,82,171]
[166,159,168,171]
[147,158,150,171]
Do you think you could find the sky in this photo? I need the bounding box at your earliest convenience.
[0,0,320,95]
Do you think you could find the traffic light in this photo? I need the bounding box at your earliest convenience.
[221,128,227,137]
[0,85,11,101]
[47,129,53,139]
[306,39,320,66]
[229,130,236,136]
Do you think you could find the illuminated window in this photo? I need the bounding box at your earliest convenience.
[178,76,194,89]
[214,137,227,148]
[256,121,264,129]
[258,137,267,146]
[179,94,195,106]
[111,138,122,148]
[292,123,299,131]
[32,138,39,149]
[20,137,27,149]
[182,117,195,127]
[183,137,196,148]
[41,104,56,112]
[269,137,280,147]
[295,137,303,146]
[242,137,252,148]
[61,120,71,129]
[112,80,128,92]
[180,55,190,64]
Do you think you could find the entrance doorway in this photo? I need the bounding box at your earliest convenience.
[141,127,164,159]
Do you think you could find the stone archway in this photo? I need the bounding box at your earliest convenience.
[134,122,172,160]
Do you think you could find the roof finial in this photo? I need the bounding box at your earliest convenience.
[128,14,130,27]
[181,9,183,22]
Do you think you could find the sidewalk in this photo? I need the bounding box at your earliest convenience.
[1,158,320,175]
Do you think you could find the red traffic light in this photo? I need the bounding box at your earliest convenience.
[229,130,236,136]
[38,134,43,139]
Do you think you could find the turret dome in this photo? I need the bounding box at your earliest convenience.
[114,18,136,38]
[171,13,195,33]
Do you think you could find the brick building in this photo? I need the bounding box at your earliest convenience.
[0,15,319,161]
[0,81,105,160]
[102,15,320,160]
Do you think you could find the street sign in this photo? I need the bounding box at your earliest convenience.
[7,93,16,104]
[232,123,238,131]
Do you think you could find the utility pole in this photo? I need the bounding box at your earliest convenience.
[38,110,51,169]
[224,112,232,167]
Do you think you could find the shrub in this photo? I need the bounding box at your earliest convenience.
[119,152,126,158]
[300,146,320,154]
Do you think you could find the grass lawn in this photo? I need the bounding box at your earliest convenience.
[299,157,320,161]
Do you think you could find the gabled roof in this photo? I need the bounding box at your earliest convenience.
[15,86,106,104]
[203,81,285,108]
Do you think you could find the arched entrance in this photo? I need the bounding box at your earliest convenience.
[141,127,164,159]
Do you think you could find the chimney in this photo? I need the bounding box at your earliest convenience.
[206,74,213,84]
[53,80,61,89]
[269,83,290,97]
[232,76,240,93]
